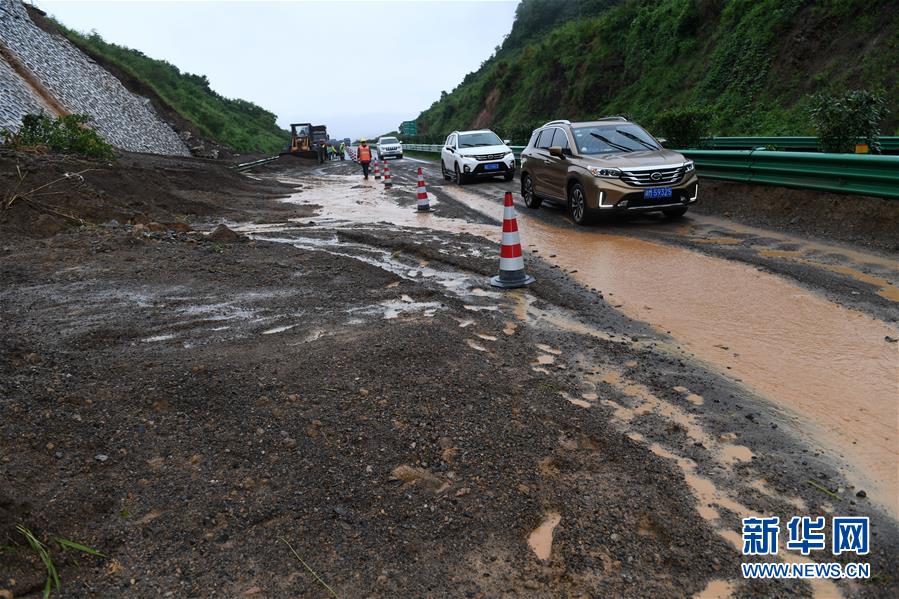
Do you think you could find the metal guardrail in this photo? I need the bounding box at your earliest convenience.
[230,155,280,172]
[701,136,899,152]
[403,144,899,199]
[682,150,899,199]
[404,143,526,159]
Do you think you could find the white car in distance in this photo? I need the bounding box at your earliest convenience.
[441,129,515,184]
[377,136,403,160]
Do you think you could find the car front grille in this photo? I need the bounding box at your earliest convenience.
[620,165,685,187]
[473,153,506,161]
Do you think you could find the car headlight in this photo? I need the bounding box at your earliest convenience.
[588,167,621,178]
[684,161,695,172]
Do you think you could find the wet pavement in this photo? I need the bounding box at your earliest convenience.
[257,159,899,519]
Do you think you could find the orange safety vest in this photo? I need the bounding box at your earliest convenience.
[357,145,372,162]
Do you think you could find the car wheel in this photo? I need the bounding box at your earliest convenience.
[568,182,592,225]
[398,154,403,159]
[503,171,514,182]
[521,174,541,209]
[663,206,688,219]
[454,163,466,185]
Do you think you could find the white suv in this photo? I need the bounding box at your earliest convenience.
[377,136,403,160]
[441,129,515,184]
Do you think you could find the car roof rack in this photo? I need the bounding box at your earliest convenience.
[596,115,629,122]
[541,119,571,127]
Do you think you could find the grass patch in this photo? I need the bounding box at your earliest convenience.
[2,113,115,160]
[14,525,104,599]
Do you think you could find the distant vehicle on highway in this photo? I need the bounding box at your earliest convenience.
[440,129,515,184]
[377,136,403,160]
[519,117,698,225]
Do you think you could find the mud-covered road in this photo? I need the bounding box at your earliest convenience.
[1,151,897,598]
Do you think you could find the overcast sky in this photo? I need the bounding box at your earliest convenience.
[35,0,519,139]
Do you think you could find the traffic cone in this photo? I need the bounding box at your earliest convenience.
[383,161,392,188]
[415,167,434,212]
[490,192,535,289]
[373,160,381,180]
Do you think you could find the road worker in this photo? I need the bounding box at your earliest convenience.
[357,138,373,179]
[339,141,346,160]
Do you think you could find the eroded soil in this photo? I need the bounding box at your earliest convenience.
[1,152,897,598]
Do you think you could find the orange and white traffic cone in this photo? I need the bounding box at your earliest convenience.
[383,161,392,188]
[415,167,434,212]
[373,160,381,180]
[490,192,535,289]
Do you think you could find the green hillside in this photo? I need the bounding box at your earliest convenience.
[52,22,287,154]
[413,0,898,143]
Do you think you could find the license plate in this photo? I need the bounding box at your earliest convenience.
[484,163,500,171]
[644,187,672,199]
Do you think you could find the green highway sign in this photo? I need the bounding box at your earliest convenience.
[400,120,417,135]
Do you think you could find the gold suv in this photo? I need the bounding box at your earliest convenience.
[519,117,698,225]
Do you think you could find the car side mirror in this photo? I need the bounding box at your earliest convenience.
[503,139,511,145]
[549,146,564,158]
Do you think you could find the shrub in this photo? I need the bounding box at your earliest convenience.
[652,106,712,149]
[2,113,116,160]
[809,90,887,153]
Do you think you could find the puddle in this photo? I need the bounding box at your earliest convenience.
[503,322,517,336]
[594,368,754,468]
[694,579,736,599]
[476,333,497,341]
[463,304,499,312]
[749,478,807,512]
[440,186,899,517]
[758,249,899,301]
[536,343,562,355]
[142,333,176,343]
[817,263,899,302]
[560,392,592,409]
[692,237,744,246]
[527,511,561,561]
[466,339,488,352]
[534,354,555,365]
[377,298,441,320]
[261,324,296,335]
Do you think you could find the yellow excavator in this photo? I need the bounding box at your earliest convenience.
[284,123,328,159]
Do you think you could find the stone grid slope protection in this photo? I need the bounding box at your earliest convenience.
[0,0,189,156]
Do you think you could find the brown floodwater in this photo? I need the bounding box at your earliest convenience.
[279,176,898,517]
[437,187,899,517]
[527,511,562,561]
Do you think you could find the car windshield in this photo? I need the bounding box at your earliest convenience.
[381,138,399,144]
[458,131,503,147]
[572,124,661,154]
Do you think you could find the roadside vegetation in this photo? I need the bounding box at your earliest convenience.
[52,24,287,154]
[809,89,888,153]
[410,0,898,144]
[2,113,115,160]
[3,525,104,598]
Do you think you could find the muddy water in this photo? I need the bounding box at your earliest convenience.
[436,187,899,517]
[527,511,561,560]
[274,176,898,516]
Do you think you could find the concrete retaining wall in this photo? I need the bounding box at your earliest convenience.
[0,0,189,156]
